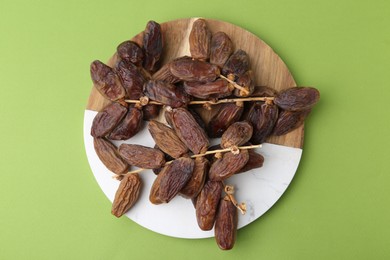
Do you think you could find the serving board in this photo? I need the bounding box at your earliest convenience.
[84,18,304,239]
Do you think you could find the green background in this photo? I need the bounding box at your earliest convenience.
[1,0,389,259]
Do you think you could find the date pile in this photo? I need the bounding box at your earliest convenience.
[90,19,320,250]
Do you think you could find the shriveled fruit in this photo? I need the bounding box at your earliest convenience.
[148,120,189,158]
[143,21,163,72]
[90,60,125,101]
[189,18,211,61]
[93,137,128,174]
[207,103,244,138]
[118,144,165,169]
[222,49,250,79]
[248,100,279,144]
[180,157,209,199]
[274,87,320,111]
[214,196,238,250]
[170,58,220,82]
[115,60,146,100]
[116,40,144,67]
[236,149,264,174]
[210,32,233,68]
[273,109,311,136]
[195,180,223,230]
[144,80,190,108]
[91,102,127,138]
[108,106,143,140]
[221,121,253,149]
[209,149,249,181]
[111,173,142,217]
[183,79,233,99]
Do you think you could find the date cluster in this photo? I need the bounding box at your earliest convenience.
[89,19,320,250]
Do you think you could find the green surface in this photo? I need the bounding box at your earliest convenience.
[1,0,389,259]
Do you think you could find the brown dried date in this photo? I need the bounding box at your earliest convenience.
[90,60,126,101]
[180,157,208,199]
[148,120,189,159]
[142,104,160,121]
[149,170,163,204]
[183,79,233,99]
[144,80,190,108]
[235,70,255,97]
[222,49,250,79]
[221,121,253,149]
[273,109,311,136]
[189,18,211,61]
[91,102,127,138]
[210,32,234,68]
[170,108,209,154]
[209,149,249,181]
[111,173,142,217]
[207,103,244,138]
[93,137,129,174]
[170,58,220,82]
[236,148,264,174]
[248,101,279,144]
[158,157,194,203]
[115,60,146,100]
[108,106,143,140]
[116,41,144,67]
[214,196,238,250]
[118,144,165,169]
[195,180,223,231]
[143,21,163,72]
[274,87,320,111]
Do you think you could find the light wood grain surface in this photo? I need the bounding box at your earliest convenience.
[86,18,304,148]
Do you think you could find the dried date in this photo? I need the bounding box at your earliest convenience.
[235,70,255,97]
[148,120,189,158]
[143,21,163,72]
[210,32,234,68]
[111,173,142,217]
[115,60,146,100]
[274,87,320,111]
[236,148,264,174]
[180,157,208,199]
[108,106,143,140]
[90,60,126,101]
[214,196,238,250]
[91,102,127,138]
[170,58,220,82]
[207,103,244,138]
[209,149,249,181]
[189,18,211,61]
[158,157,194,203]
[142,104,160,121]
[195,180,223,231]
[144,80,190,108]
[273,109,311,136]
[221,121,253,149]
[171,108,209,154]
[93,137,129,174]
[118,144,165,169]
[248,101,279,144]
[117,40,144,67]
[222,49,250,79]
[183,79,233,99]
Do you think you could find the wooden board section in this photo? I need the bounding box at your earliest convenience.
[86,18,304,148]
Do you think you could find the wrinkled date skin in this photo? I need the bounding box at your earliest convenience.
[152,56,191,84]
[189,18,211,61]
[171,108,209,154]
[235,70,255,97]
[108,106,143,140]
[209,149,249,181]
[195,180,223,231]
[274,87,320,111]
[144,80,190,108]
[214,196,238,250]
[111,173,142,218]
[222,49,250,79]
[183,79,233,99]
[248,101,279,144]
[149,169,163,204]
[148,120,189,158]
[221,121,253,149]
[90,60,126,101]
[236,148,264,174]
[170,58,220,82]
[91,102,127,138]
[118,144,165,169]
[158,157,194,203]
[116,40,144,67]
[143,21,163,72]
[93,137,129,174]
[210,32,234,68]
[142,104,160,121]
[207,103,244,138]
[273,109,311,136]
[180,157,209,199]
[115,60,146,100]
